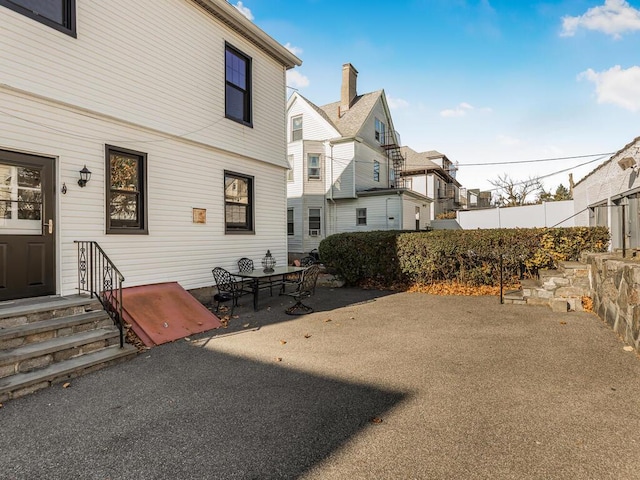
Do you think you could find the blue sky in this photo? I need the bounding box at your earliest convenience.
[233,0,640,193]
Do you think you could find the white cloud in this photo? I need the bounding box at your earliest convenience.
[284,43,303,56]
[561,0,640,39]
[440,102,475,117]
[233,1,254,21]
[286,69,310,89]
[579,65,640,111]
[497,134,521,147]
[387,96,410,109]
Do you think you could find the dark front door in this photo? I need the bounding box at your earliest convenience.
[0,150,55,301]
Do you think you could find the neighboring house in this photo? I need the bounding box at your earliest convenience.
[0,0,301,301]
[573,136,640,252]
[400,147,463,219]
[286,63,431,255]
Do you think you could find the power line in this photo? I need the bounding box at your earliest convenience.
[458,152,614,167]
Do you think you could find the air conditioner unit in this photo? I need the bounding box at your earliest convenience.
[309,229,320,237]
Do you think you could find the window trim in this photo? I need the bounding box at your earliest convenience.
[225,43,253,127]
[375,117,386,144]
[224,170,255,234]
[105,145,148,235]
[287,154,294,182]
[373,160,380,182]
[0,0,76,37]
[307,154,321,180]
[291,115,302,141]
[356,208,367,226]
[308,207,321,235]
[287,208,294,236]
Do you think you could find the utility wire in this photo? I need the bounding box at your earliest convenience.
[458,153,614,167]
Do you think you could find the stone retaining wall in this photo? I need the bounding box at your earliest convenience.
[585,252,640,350]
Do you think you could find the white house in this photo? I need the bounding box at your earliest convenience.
[573,136,640,252]
[0,0,301,301]
[400,147,463,219]
[286,64,431,255]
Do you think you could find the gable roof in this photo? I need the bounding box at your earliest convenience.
[192,0,301,69]
[319,90,384,138]
[401,146,441,169]
[573,135,640,188]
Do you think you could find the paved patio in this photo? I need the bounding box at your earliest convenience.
[2,286,640,479]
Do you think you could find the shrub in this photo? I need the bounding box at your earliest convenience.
[318,227,609,287]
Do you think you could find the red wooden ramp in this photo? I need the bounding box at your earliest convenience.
[119,282,222,347]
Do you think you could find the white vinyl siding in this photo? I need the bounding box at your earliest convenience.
[0,0,289,168]
[1,67,288,296]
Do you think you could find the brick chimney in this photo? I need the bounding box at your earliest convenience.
[340,63,358,115]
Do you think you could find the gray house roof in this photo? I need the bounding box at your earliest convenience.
[319,90,384,138]
[400,146,461,187]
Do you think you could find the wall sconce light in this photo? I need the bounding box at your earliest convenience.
[618,157,637,171]
[78,165,92,187]
[262,250,276,273]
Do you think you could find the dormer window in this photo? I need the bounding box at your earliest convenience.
[375,118,386,144]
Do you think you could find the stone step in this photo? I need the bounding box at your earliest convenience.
[0,327,120,372]
[0,343,138,402]
[0,295,102,328]
[0,310,113,349]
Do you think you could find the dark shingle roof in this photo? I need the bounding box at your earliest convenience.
[319,90,383,137]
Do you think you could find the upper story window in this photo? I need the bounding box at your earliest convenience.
[225,43,252,126]
[291,115,302,141]
[375,118,386,144]
[373,160,380,182]
[225,171,254,233]
[0,0,76,37]
[287,155,294,182]
[307,154,321,180]
[106,145,148,234]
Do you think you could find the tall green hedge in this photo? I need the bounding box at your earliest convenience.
[318,227,609,286]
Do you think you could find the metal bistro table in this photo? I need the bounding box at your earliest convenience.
[234,265,305,310]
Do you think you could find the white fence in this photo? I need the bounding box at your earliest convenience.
[456,201,578,229]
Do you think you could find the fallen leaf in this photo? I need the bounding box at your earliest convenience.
[280,340,287,345]
[184,337,191,342]
[350,317,355,320]
[304,333,312,339]
[623,346,634,352]
[232,315,239,319]
[275,357,282,362]
[62,382,71,389]
[324,318,332,323]
[369,417,383,424]
[0,403,3,408]
[560,321,567,325]
[243,323,250,328]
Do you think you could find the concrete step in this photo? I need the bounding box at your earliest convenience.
[0,327,120,373]
[0,344,138,402]
[0,310,113,349]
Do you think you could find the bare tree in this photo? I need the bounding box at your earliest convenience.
[489,174,542,207]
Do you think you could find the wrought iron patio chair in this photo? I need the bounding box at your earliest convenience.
[283,264,321,315]
[212,267,243,317]
[299,256,316,267]
[238,257,275,296]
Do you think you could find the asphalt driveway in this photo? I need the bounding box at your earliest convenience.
[2,286,640,479]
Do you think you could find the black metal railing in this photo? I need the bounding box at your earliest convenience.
[74,241,125,348]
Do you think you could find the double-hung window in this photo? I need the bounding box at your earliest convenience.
[225,43,252,126]
[373,160,380,182]
[308,208,321,236]
[106,145,147,234]
[308,154,321,180]
[0,0,76,37]
[291,115,302,141]
[225,171,254,233]
[375,118,386,144]
[287,208,294,235]
[287,154,294,182]
[356,208,367,226]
